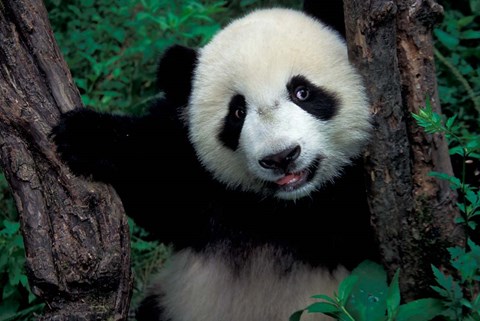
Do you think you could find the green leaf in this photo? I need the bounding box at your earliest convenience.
[454,217,466,224]
[1,220,20,236]
[472,292,480,310]
[471,0,480,12]
[2,282,15,300]
[428,171,462,190]
[445,115,457,130]
[411,101,446,135]
[338,274,359,305]
[11,234,24,248]
[431,265,463,301]
[386,269,401,319]
[466,138,480,153]
[457,15,476,27]
[83,0,93,7]
[467,239,480,253]
[67,5,82,17]
[434,29,460,49]
[448,245,466,260]
[396,298,444,321]
[307,302,340,314]
[461,30,480,40]
[289,310,304,321]
[0,299,20,321]
[346,260,388,321]
[461,298,473,309]
[449,146,467,157]
[112,29,126,43]
[468,221,477,230]
[311,294,337,304]
[431,285,448,298]
[74,78,88,91]
[465,190,480,210]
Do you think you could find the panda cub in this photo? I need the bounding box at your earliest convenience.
[52,6,378,321]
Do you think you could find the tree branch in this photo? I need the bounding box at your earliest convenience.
[0,0,133,319]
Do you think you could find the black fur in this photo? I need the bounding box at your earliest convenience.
[156,45,197,107]
[136,294,169,321]
[303,0,345,38]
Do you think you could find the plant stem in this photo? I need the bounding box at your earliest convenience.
[434,48,480,115]
[338,303,356,321]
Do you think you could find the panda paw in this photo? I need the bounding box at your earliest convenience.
[50,108,110,178]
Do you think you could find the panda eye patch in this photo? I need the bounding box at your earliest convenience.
[218,94,247,150]
[229,94,247,121]
[294,86,310,101]
[287,75,339,121]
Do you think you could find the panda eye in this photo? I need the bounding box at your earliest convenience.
[234,108,246,120]
[227,94,247,123]
[294,86,310,101]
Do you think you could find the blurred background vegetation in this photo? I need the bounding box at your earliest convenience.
[0,0,478,320]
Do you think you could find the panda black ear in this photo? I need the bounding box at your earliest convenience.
[303,0,345,38]
[156,45,197,107]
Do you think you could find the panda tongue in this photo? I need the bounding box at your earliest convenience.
[276,173,302,186]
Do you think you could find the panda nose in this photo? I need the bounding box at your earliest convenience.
[259,145,301,172]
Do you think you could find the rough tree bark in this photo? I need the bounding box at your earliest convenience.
[343,0,464,300]
[0,0,133,319]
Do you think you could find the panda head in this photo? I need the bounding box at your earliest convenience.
[184,8,371,201]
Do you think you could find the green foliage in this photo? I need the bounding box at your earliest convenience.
[0,217,44,320]
[430,240,480,320]
[46,0,228,115]
[426,240,480,321]
[0,171,44,321]
[434,0,480,130]
[411,100,479,157]
[128,217,172,310]
[0,173,16,222]
[412,103,480,321]
[290,262,444,321]
[412,100,480,232]
[45,0,301,115]
[290,272,359,321]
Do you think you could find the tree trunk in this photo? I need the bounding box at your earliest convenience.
[343,0,463,300]
[0,0,133,319]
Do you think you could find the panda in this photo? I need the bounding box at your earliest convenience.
[52,3,379,321]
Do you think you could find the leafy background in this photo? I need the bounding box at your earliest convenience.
[0,0,478,320]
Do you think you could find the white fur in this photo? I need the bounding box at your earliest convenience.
[146,246,348,321]
[187,8,371,200]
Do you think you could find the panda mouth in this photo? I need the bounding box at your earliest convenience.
[273,157,321,192]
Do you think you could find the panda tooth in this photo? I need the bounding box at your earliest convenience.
[276,173,302,186]
[287,176,300,184]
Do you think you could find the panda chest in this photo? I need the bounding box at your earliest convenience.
[156,246,347,321]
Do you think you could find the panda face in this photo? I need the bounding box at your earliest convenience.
[187,8,371,200]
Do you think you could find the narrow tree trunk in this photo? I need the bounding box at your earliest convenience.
[343,0,463,300]
[0,0,133,319]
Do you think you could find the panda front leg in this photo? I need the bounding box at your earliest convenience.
[51,107,147,184]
